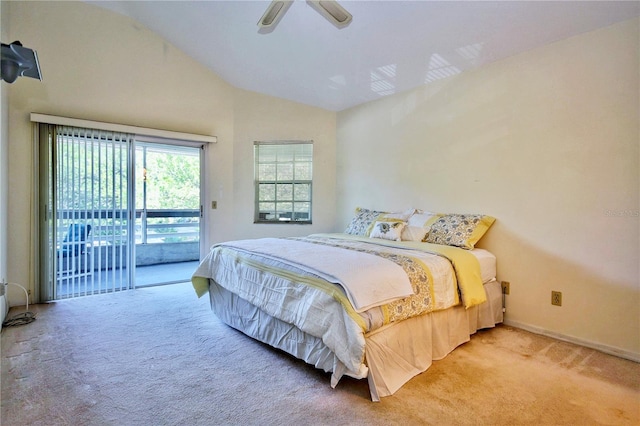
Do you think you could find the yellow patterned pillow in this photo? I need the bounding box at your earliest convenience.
[344,207,387,236]
[425,214,495,249]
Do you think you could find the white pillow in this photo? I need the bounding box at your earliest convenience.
[370,221,406,242]
[381,208,416,222]
[403,211,441,242]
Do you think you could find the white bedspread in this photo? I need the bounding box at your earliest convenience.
[222,237,414,312]
[194,245,368,373]
[192,234,499,397]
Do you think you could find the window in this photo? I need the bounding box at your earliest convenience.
[254,141,313,224]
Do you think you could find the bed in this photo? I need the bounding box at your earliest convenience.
[192,209,502,401]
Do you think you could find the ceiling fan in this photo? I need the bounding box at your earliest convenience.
[258,0,353,33]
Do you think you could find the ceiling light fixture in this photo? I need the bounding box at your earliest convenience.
[1,41,42,84]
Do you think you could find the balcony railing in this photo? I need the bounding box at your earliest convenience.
[55,208,200,247]
[136,209,200,244]
[55,209,201,274]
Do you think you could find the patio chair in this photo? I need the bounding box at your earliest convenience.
[57,223,92,273]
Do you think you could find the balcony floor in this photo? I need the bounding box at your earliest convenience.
[56,260,200,299]
[136,260,200,287]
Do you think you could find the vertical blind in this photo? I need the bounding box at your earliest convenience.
[48,126,134,299]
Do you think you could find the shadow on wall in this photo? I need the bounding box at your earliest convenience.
[477,222,639,358]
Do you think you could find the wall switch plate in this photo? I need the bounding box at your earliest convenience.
[211,201,217,209]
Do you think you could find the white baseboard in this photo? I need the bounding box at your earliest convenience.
[503,319,640,363]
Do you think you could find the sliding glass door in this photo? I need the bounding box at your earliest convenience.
[38,125,205,301]
[134,141,202,287]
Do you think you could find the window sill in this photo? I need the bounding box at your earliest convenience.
[254,220,312,225]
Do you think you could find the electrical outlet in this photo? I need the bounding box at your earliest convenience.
[551,291,562,306]
[501,281,510,295]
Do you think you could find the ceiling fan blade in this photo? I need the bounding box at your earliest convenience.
[307,0,352,29]
[258,0,294,33]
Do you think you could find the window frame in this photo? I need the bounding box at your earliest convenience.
[254,140,313,224]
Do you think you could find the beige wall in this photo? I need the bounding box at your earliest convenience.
[3,2,336,304]
[231,88,337,240]
[336,18,640,358]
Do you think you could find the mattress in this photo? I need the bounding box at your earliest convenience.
[470,248,497,284]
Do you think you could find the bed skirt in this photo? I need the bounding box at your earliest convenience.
[208,279,503,401]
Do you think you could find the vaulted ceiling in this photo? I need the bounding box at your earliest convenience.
[94,1,639,111]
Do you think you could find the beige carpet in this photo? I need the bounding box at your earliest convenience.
[1,283,638,425]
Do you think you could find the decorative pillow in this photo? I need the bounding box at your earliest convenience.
[403,211,442,242]
[370,220,406,242]
[344,207,387,236]
[425,214,496,249]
